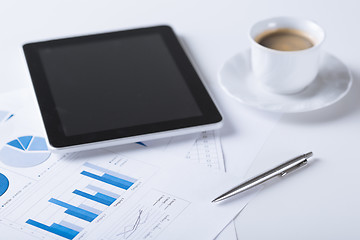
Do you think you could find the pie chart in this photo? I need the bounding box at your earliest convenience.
[0,173,9,196]
[0,136,51,168]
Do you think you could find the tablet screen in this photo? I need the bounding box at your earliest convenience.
[38,33,201,136]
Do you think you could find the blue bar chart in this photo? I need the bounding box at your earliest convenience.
[26,219,80,240]
[72,189,116,206]
[25,161,138,239]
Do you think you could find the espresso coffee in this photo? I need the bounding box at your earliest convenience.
[255,28,314,51]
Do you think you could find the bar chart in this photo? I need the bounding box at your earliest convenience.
[24,160,141,240]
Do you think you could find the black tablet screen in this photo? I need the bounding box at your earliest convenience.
[38,33,202,136]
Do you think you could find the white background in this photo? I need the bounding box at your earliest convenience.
[1,0,360,239]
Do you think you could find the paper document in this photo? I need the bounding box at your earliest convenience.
[0,90,255,240]
[0,144,254,240]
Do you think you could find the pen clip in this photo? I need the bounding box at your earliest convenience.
[280,159,308,177]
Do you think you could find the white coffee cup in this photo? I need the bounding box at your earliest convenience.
[249,17,325,94]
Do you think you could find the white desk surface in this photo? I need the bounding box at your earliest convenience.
[1,0,360,239]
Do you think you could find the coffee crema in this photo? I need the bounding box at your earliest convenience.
[255,28,314,51]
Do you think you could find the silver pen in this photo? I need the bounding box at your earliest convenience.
[212,152,313,203]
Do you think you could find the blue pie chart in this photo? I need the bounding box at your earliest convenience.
[0,136,51,168]
[0,173,9,196]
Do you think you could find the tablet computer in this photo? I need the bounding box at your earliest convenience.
[23,25,222,152]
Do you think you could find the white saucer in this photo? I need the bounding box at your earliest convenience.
[218,50,352,113]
